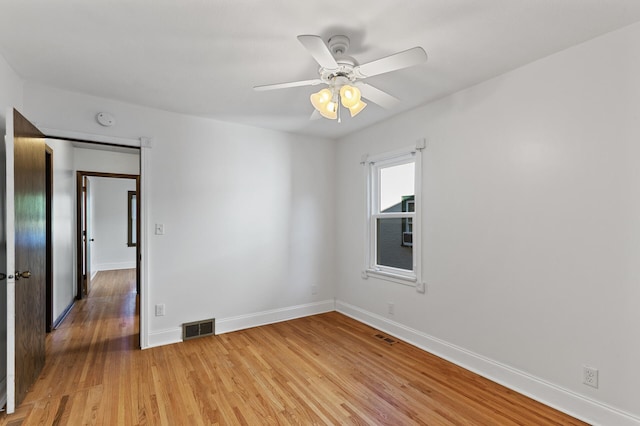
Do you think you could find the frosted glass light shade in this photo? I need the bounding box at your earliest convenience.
[310,88,337,119]
[321,101,338,119]
[340,85,361,108]
[348,100,367,117]
[310,88,332,110]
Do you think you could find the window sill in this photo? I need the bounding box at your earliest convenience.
[364,268,417,287]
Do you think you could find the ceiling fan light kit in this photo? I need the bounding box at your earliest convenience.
[254,34,427,122]
[310,83,367,120]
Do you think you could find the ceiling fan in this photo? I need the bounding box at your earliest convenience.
[254,35,428,121]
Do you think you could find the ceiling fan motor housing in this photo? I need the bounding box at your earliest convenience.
[328,35,350,55]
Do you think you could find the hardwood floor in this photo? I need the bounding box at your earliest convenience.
[1,269,586,425]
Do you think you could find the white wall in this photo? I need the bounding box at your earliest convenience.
[89,177,136,272]
[74,148,139,175]
[23,84,337,348]
[336,22,640,424]
[45,139,75,324]
[0,53,23,129]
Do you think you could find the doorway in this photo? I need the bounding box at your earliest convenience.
[76,171,141,300]
[3,119,146,412]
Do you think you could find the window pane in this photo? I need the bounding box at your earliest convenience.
[376,218,413,270]
[380,162,414,212]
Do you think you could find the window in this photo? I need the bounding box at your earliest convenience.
[364,145,422,284]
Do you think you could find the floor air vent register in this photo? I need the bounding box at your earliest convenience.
[374,333,397,345]
[183,318,215,340]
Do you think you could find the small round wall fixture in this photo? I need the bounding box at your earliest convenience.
[96,112,115,127]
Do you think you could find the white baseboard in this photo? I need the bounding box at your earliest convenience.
[146,300,336,349]
[216,300,335,335]
[147,327,183,349]
[93,262,136,272]
[335,300,640,426]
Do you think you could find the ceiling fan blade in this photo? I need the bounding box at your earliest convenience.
[310,110,321,121]
[297,35,339,69]
[355,47,427,78]
[254,79,323,91]
[356,83,401,109]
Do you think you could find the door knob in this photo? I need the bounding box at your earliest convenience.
[15,270,31,280]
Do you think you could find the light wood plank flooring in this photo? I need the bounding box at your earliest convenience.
[1,269,586,425]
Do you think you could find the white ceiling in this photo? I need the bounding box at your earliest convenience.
[1,1,640,140]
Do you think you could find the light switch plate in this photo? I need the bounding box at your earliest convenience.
[155,304,165,316]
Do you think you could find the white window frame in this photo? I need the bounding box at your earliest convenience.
[363,144,423,286]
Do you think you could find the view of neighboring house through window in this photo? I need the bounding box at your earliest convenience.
[401,197,414,247]
[365,147,421,283]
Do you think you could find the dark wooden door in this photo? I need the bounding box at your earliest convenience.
[8,109,46,411]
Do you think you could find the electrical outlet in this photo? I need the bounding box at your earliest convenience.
[155,304,165,316]
[388,302,394,315]
[583,365,598,388]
